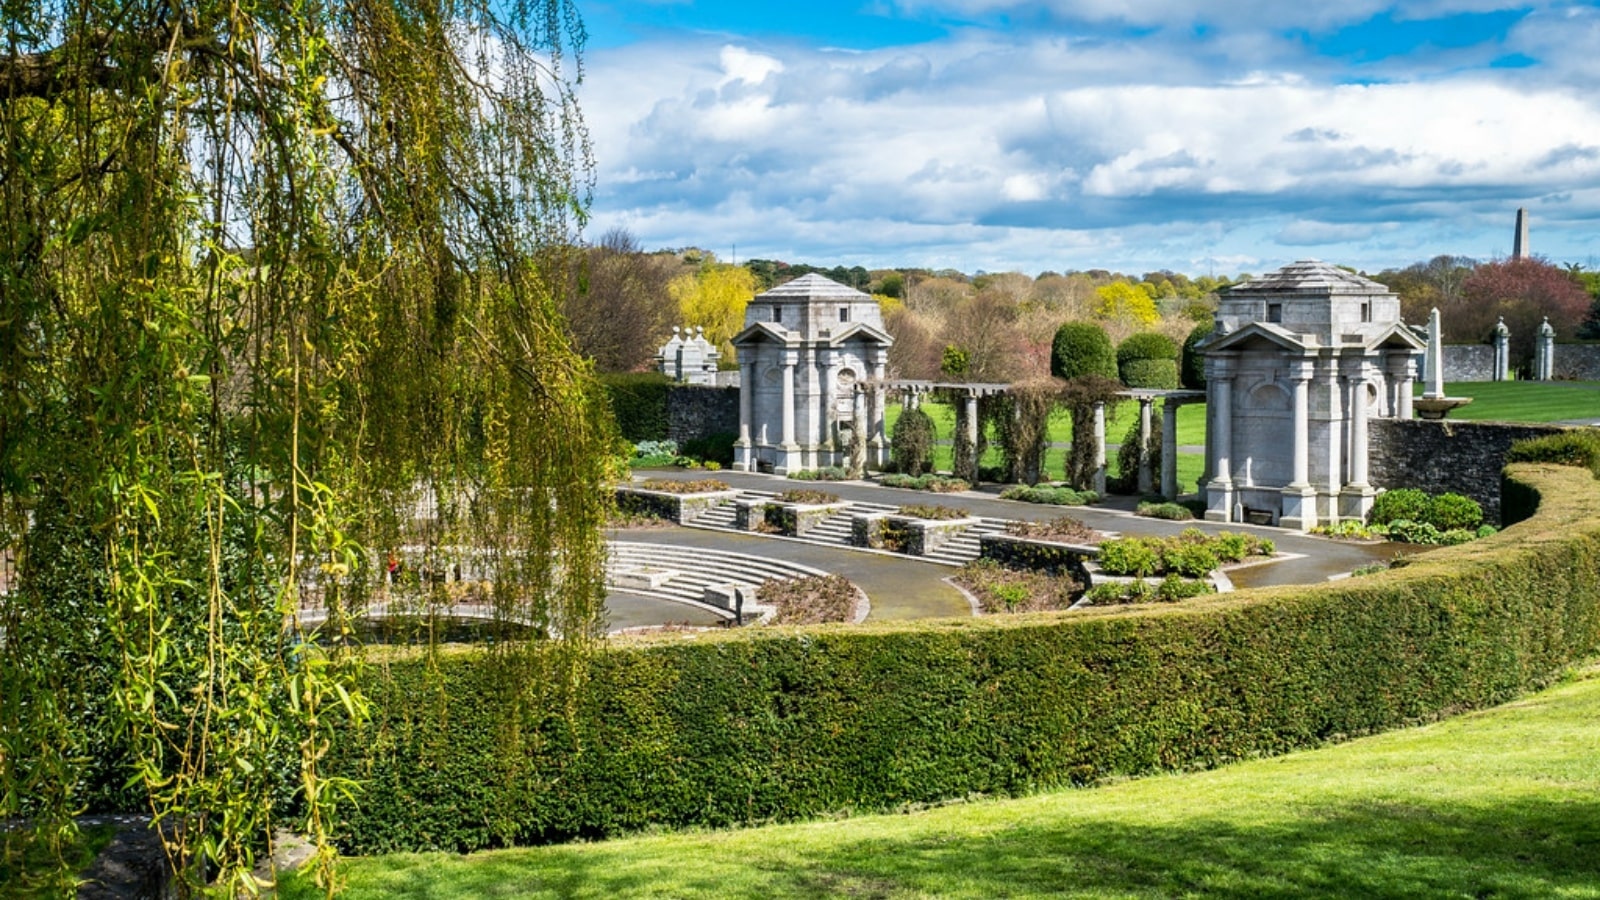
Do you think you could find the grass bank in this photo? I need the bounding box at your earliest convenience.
[1420,380,1600,423]
[284,661,1600,899]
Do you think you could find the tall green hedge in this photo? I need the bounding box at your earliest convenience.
[599,372,672,441]
[326,464,1600,855]
[1116,332,1179,389]
[1180,321,1214,389]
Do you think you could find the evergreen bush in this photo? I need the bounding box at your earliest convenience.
[1370,488,1430,526]
[890,407,937,477]
[1180,321,1214,389]
[1049,322,1117,381]
[1115,332,1180,389]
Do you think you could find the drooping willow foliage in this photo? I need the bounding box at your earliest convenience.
[0,0,608,895]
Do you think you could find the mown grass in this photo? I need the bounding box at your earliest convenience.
[1421,380,1600,423]
[283,662,1600,899]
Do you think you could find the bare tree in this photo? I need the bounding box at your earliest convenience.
[562,228,678,371]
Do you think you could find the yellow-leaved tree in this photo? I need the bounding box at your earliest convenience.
[671,262,759,362]
[1094,281,1161,328]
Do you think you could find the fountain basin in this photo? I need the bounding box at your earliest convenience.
[1414,396,1473,420]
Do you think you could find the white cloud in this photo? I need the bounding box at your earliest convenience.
[577,19,1600,274]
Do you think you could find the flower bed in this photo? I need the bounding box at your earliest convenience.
[615,480,740,524]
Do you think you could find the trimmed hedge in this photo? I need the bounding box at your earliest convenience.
[1116,332,1179,389]
[599,372,673,441]
[326,464,1600,855]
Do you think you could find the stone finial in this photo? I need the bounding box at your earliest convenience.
[1494,317,1510,336]
[1539,316,1555,337]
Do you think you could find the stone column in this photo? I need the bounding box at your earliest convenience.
[1092,401,1107,495]
[735,359,755,471]
[1339,361,1375,521]
[1160,399,1179,499]
[1279,359,1317,531]
[1493,318,1510,382]
[961,391,980,482]
[802,346,818,467]
[779,350,799,474]
[868,353,888,467]
[820,355,838,457]
[1386,355,1415,420]
[1136,397,1155,495]
[1204,357,1235,522]
[1535,318,1555,381]
[849,387,868,477]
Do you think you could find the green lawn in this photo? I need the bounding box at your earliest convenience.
[285,663,1600,898]
[1420,380,1600,423]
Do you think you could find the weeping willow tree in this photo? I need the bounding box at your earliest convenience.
[0,0,610,895]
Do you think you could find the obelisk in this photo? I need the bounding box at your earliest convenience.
[1513,207,1529,260]
[1424,308,1445,399]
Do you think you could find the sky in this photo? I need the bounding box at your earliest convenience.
[573,1,1600,278]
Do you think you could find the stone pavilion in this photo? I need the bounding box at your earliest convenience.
[1201,260,1424,530]
[731,274,893,474]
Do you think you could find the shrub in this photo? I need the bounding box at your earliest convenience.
[890,407,937,477]
[1096,538,1161,577]
[1385,519,1443,545]
[1212,532,1250,563]
[633,439,678,459]
[1000,485,1098,506]
[789,467,851,482]
[1049,321,1117,381]
[1116,332,1180,389]
[1506,430,1600,479]
[1370,488,1430,526]
[1083,575,1212,605]
[1111,417,1160,494]
[1135,501,1193,521]
[1159,541,1218,579]
[600,372,672,441]
[880,473,970,493]
[1427,493,1483,531]
[1180,321,1214,389]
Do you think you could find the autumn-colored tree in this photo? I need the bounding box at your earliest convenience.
[1456,258,1591,367]
[670,260,758,362]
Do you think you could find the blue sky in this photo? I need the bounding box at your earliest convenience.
[574,1,1600,276]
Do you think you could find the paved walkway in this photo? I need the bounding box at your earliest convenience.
[610,471,1399,624]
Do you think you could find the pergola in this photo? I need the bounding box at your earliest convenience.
[885,380,1206,500]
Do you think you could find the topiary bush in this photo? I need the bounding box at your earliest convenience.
[1180,321,1214,389]
[1116,332,1180,389]
[890,407,936,477]
[1049,321,1118,381]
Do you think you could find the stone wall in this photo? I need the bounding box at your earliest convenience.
[1553,344,1600,381]
[1441,344,1497,382]
[1440,342,1600,382]
[1368,418,1572,523]
[666,385,739,444]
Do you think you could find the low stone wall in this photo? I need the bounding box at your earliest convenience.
[1553,343,1600,381]
[978,533,1096,585]
[666,385,739,444]
[851,512,977,556]
[1368,418,1572,523]
[1440,342,1600,382]
[614,486,740,524]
